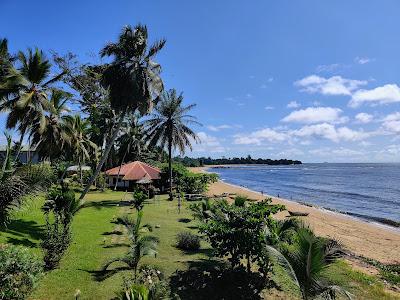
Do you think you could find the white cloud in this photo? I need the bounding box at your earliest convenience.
[287,101,301,108]
[292,123,370,142]
[295,75,367,96]
[194,132,225,153]
[354,56,373,65]
[309,147,364,158]
[349,84,400,107]
[282,107,347,124]
[316,63,341,73]
[206,124,242,132]
[234,128,289,145]
[264,106,274,110]
[382,112,400,133]
[355,112,373,124]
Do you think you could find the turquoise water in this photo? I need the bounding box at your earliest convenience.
[210,163,400,225]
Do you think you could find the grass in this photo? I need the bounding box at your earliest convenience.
[1,190,399,299]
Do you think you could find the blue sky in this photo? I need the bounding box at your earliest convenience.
[2,0,400,162]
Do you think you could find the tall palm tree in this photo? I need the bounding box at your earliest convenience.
[62,115,97,186]
[265,228,350,300]
[30,89,71,161]
[80,24,165,200]
[114,115,144,190]
[0,38,14,84]
[0,48,65,158]
[102,211,159,279]
[144,89,200,200]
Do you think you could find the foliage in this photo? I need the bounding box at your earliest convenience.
[359,256,400,285]
[189,198,228,222]
[0,244,43,300]
[234,195,247,207]
[199,199,285,272]
[117,283,150,300]
[103,211,159,278]
[176,231,201,251]
[132,190,148,211]
[185,155,302,166]
[17,162,56,188]
[41,184,79,269]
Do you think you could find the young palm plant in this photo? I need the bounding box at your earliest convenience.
[264,228,351,300]
[102,211,159,279]
[80,24,165,200]
[0,48,65,158]
[144,89,200,200]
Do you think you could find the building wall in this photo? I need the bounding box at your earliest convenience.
[107,176,129,188]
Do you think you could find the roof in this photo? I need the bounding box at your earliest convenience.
[105,161,161,181]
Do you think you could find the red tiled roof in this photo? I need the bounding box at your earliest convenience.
[105,161,161,181]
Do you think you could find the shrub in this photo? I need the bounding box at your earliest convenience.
[234,195,247,207]
[176,231,201,251]
[0,244,43,300]
[96,172,106,191]
[17,162,56,188]
[132,190,147,211]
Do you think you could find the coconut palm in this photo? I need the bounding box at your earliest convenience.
[114,115,144,190]
[0,48,65,158]
[0,38,14,84]
[144,89,200,200]
[102,211,159,279]
[80,24,165,200]
[265,228,350,300]
[30,89,71,161]
[62,115,97,186]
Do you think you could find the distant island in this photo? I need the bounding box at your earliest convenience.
[175,155,302,167]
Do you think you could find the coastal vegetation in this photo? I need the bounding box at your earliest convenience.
[0,24,398,300]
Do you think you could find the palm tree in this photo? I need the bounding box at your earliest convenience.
[62,115,97,187]
[265,228,350,300]
[30,89,71,161]
[102,211,159,279]
[0,38,14,83]
[144,89,200,200]
[0,48,65,158]
[114,115,144,190]
[80,24,165,200]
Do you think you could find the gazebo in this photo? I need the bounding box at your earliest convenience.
[105,161,161,190]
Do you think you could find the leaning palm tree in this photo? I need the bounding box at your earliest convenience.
[265,228,351,300]
[80,24,165,200]
[0,48,65,158]
[62,115,97,187]
[30,89,71,161]
[144,89,200,200]
[102,211,159,279]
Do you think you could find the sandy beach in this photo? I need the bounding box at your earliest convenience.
[192,166,400,265]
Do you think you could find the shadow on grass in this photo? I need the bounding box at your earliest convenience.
[1,219,45,247]
[81,266,132,281]
[178,218,192,223]
[169,259,268,300]
[186,225,199,230]
[103,243,130,249]
[81,200,131,210]
[102,230,123,236]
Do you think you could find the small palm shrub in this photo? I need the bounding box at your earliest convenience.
[234,195,247,207]
[17,162,56,188]
[0,244,43,300]
[176,231,201,251]
[132,190,147,211]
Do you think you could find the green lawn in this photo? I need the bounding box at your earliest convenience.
[1,190,398,299]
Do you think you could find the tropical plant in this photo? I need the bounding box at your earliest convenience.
[176,231,201,251]
[0,48,65,158]
[0,132,30,227]
[132,190,147,211]
[0,38,14,84]
[103,211,159,278]
[0,244,43,300]
[62,114,97,187]
[234,195,247,207]
[264,228,350,300]
[117,284,150,300]
[80,24,165,200]
[145,89,200,200]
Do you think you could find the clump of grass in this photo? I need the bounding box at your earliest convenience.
[234,195,247,207]
[176,231,200,251]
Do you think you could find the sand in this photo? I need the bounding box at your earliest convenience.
[191,166,400,264]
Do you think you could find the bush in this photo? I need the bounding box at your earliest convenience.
[132,190,147,211]
[176,231,201,251]
[17,162,56,188]
[234,195,247,207]
[0,244,43,300]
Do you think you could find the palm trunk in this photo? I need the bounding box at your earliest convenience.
[114,143,130,191]
[15,130,26,161]
[168,137,173,201]
[79,111,125,201]
[78,156,83,188]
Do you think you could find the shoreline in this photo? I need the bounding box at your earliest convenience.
[191,166,400,264]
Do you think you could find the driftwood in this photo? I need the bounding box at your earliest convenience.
[288,210,309,217]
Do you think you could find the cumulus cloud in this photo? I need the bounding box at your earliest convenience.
[194,132,225,153]
[292,123,370,142]
[282,107,347,124]
[355,112,373,124]
[207,125,233,132]
[382,112,400,133]
[287,101,301,108]
[354,56,373,65]
[295,75,367,96]
[349,84,400,107]
[233,128,289,145]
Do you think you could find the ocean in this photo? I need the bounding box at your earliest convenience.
[209,163,400,226]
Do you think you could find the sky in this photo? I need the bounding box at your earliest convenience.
[2,0,400,162]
